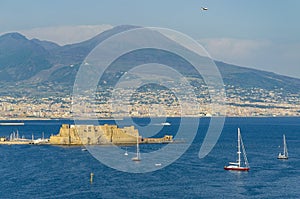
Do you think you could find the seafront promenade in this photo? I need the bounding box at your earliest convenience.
[0,140,32,145]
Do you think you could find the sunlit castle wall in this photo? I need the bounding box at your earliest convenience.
[49,124,138,145]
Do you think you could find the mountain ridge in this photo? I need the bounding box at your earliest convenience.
[0,26,299,98]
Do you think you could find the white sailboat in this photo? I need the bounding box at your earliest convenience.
[224,128,250,171]
[124,147,128,156]
[278,134,288,159]
[132,134,141,161]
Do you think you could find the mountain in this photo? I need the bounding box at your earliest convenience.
[0,25,299,98]
[0,32,52,81]
[0,25,138,84]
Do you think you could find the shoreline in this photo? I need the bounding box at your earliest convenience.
[0,115,300,121]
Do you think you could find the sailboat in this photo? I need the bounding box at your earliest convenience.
[278,134,288,159]
[224,128,250,171]
[124,147,128,156]
[132,134,141,161]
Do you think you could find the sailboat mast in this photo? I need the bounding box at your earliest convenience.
[132,132,141,161]
[283,134,285,155]
[283,134,287,156]
[136,133,140,158]
[237,128,241,167]
[136,134,138,152]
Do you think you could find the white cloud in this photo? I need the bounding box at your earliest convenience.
[198,38,300,78]
[17,24,113,45]
[199,38,270,63]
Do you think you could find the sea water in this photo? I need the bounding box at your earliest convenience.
[0,117,299,198]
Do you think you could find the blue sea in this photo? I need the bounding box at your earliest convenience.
[0,117,299,198]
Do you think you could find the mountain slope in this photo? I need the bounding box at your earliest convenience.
[216,61,300,93]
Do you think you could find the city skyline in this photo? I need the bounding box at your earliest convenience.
[1,0,300,78]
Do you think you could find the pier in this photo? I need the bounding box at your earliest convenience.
[0,131,49,145]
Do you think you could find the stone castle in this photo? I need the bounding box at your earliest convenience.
[49,124,139,145]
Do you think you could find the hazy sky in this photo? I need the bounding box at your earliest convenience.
[1,0,299,78]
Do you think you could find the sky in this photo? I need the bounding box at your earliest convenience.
[1,0,300,78]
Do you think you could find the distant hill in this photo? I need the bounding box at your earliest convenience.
[0,25,299,98]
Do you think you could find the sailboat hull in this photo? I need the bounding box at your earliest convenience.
[132,157,141,161]
[224,166,249,171]
[277,155,288,160]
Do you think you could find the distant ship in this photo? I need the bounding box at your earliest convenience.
[0,122,24,126]
[224,128,250,171]
[161,122,171,126]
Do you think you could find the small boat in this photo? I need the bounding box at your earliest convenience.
[224,128,250,171]
[161,122,171,126]
[278,134,288,159]
[132,134,141,161]
[155,163,162,167]
[124,147,128,156]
